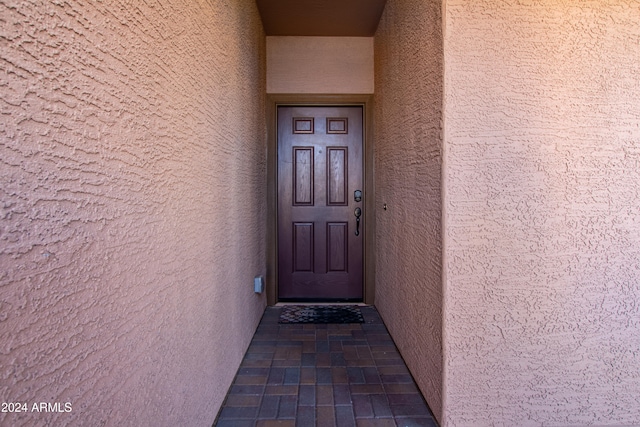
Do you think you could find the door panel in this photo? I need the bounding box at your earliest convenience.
[293,148,314,205]
[278,106,363,301]
[293,223,314,272]
[327,222,348,272]
[327,148,347,205]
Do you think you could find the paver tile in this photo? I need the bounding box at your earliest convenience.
[214,307,437,427]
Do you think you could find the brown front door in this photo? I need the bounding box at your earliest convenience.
[277,106,364,301]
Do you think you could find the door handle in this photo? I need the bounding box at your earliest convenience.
[354,207,362,236]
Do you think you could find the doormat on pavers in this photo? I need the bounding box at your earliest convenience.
[278,305,364,324]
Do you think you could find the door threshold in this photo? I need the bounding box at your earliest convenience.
[275,302,369,307]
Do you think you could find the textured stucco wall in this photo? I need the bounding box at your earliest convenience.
[1,1,266,425]
[443,1,640,426]
[266,36,374,94]
[374,0,444,422]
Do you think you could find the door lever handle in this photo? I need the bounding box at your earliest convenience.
[354,207,362,236]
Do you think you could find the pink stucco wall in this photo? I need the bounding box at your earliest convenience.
[374,0,444,422]
[266,37,374,94]
[443,1,640,426]
[1,1,266,425]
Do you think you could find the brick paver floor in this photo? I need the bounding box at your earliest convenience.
[214,306,439,427]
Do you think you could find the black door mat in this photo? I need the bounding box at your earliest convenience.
[278,305,364,324]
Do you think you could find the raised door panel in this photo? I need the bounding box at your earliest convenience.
[327,147,347,206]
[293,223,314,272]
[293,147,314,205]
[327,222,348,272]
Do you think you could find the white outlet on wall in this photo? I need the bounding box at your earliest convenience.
[254,276,264,294]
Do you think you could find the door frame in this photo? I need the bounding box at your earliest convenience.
[266,94,375,305]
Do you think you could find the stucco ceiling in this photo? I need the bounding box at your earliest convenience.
[255,0,387,37]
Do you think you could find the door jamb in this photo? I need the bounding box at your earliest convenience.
[266,94,375,306]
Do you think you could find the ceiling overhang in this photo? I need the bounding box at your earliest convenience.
[256,0,387,37]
